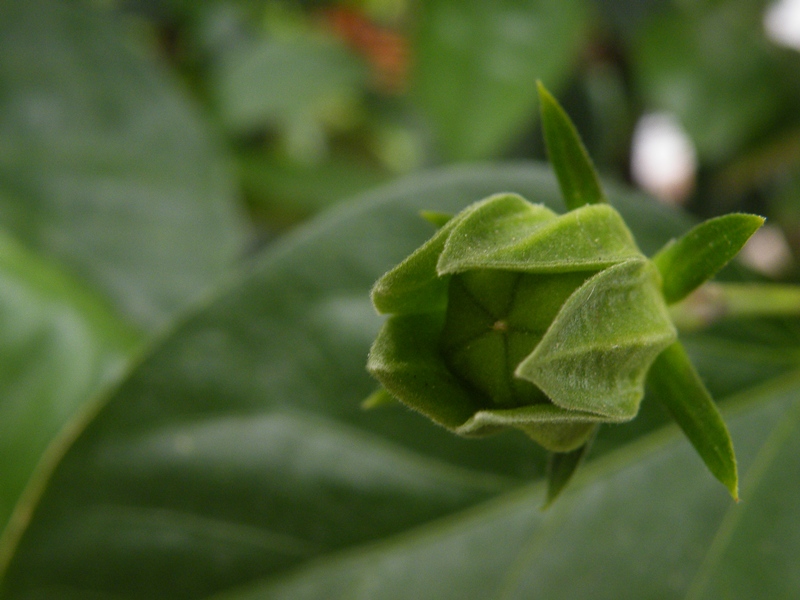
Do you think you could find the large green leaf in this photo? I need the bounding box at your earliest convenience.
[211,371,800,600]
[413,0,587,160]
[0,231,139,573]
[1,163,796,598]
[0,0,247,330]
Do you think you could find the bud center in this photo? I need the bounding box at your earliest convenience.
[440,269,596,407]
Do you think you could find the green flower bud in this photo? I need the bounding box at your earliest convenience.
[367,193,677,452]
[366,83,758,502]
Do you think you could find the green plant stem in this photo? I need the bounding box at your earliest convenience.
[670,282,800,331]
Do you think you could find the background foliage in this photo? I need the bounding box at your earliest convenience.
[1,0,799,598]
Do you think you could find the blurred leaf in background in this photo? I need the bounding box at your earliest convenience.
[0,0,246,577]
[412,0,588,160]
[0,0,248,331]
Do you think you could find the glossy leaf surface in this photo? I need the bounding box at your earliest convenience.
[2,164,796,599]
[1,165,571,599]
[212,371,800,600]
[648,341,738,499]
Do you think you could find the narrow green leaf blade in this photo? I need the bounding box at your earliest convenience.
[361,388,395,410]
[419,211,453,229]
[538,82,607,211]
[653,213,765,304]
[648,341,738,500]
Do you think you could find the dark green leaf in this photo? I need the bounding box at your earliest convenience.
[239,151,390,217]
[538,82,607,210]
[648,341,738,500]
[0,0,247,330]
[209,371,800,599]
[3,164,577,599]
[653,213,764,305]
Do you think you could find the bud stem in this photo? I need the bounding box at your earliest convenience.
[670,282,800,331]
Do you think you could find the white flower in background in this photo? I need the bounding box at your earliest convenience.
[739,224,794,277]
[765,0,800,51]
[630,112,698,205]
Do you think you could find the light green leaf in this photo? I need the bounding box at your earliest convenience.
[648,341,738,500]
[653,214,765,305]
[413,0,587,160]
[0,0,247,330]
[0,231,139,571]
[538,82,607,210]
[215,37,367,132]
[438,202,640,275]
[517,259,676,420]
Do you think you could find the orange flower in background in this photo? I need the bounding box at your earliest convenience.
[324,7,408,93]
